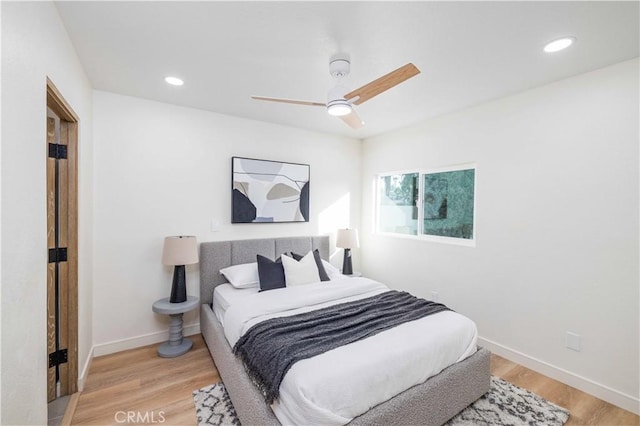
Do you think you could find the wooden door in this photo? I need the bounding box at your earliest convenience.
[46,79,78,402]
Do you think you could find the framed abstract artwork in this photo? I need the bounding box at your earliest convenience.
[231,157,310,223]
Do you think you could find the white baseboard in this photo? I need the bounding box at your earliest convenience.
[478,336,640,415]
[92,323,201,357]
[77,346,94,392]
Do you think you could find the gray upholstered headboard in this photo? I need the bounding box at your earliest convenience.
[199,235,330,305]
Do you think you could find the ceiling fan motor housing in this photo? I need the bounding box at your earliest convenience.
[327,57,352,117]
[329,58,350,78]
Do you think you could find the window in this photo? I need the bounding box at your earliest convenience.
[422,168,475,239]
[376,165,476,245]
[377,172,418,235]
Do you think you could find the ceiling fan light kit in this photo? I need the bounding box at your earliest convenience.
[252,55,420,129]
[327,83,352,116]
[327,101,352,117]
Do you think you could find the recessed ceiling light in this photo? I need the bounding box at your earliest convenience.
[164,76,184,86]
[544,37,576,53]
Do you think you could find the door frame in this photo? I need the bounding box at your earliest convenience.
[46,77,79,398]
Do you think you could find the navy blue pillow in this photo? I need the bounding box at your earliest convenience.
[257,255,286,292]
[289,249,330,282]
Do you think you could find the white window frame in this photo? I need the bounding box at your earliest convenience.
[375,169,421,238]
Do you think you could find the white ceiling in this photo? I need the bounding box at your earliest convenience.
[55,1,639,139]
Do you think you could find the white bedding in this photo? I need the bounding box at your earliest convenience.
[216,277,478,425]
[212,283,258,325]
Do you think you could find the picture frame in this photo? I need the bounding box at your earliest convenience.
[231,156,310,223]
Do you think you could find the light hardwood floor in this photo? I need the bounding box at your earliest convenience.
[71,335,218,425]
[491,354,638,426]
[71,334,639,425]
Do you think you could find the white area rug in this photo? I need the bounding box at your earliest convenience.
[193,376,570,426]
[445,376,570,425]
[192,383,240,426]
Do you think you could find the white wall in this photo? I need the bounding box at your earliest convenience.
[361,59,639,412]
[92,91,361,354]
[0,4,3,423]
[1,2,94,424]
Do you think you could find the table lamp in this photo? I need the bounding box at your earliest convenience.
[336,228,359,275]
[162,236,198,303]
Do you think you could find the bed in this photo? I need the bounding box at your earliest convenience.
[199,236,490,426]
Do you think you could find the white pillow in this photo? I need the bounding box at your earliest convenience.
[219,262,259,289]
[321,259,343,280]
[282,252,320,286]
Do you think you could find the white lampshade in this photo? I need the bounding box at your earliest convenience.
[336,228,359,249]
[162,236,199,266]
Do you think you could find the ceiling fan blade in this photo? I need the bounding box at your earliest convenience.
[339,110,364,129]
[344,63,420,105]
[251,96,326,107]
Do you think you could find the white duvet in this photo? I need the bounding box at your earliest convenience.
[221,277,478,425]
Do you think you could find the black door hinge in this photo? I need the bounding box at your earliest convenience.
[48,143,68,159]
[49,349,68,368]
[48,247,68,263]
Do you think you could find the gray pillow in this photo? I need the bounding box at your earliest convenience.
[256,255,286,291]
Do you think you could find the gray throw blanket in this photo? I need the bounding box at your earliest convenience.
[232,290,451,404]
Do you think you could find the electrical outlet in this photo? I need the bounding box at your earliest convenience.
[430,291,439,302]
[566,331,581,352]
[210,219,220,232]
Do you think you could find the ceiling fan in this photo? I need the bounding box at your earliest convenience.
[252,55,420,129]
